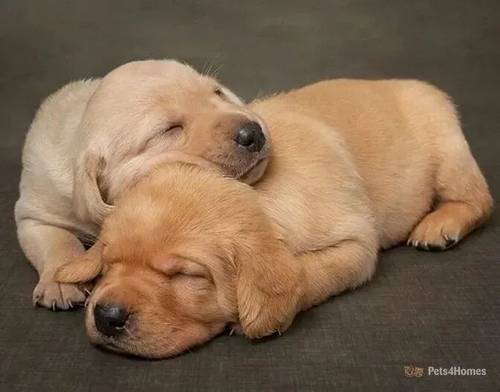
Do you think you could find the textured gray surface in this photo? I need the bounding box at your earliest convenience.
[0,1,499,391]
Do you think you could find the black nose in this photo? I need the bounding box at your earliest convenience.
[94,303,129,337]
[234,121,266,152]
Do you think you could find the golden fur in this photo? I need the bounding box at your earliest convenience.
[57,78,492,358]
[59,164,303,357]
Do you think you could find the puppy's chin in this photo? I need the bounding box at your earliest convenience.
[85,316,175,359]
[87,326,224,359]
[238,157,269,185]
[85,302,225,359]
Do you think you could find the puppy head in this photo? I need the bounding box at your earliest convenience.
[58,164,302,358]
[74,59,269,224]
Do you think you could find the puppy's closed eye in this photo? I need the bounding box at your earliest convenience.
[171,270,209,280]
[171,272,212,292]
[143,123,183,149]
[165,263,214,293]
[152,255,212,282]
[162,123,184,134]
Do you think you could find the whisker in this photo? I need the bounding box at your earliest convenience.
[123,326,133,338]
[201,60,211,76]
[209,63,223,78]
[202,61,223,78]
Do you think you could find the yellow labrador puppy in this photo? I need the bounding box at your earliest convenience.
[15,60,269,309]
[57,79,492,358]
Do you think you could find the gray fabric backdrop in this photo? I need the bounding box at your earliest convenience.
[0,1,499,391]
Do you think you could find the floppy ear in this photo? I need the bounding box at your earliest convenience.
[73,152,113,225]
[235,236,304,339]
[55,241,104,284]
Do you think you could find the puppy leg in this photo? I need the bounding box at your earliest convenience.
[299,239,378,310]
[408,128,493,251]
[17,219,87,310]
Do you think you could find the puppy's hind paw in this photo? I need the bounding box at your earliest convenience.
[407,210,462,251]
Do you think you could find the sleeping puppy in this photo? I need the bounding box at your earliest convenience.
[15,60,268,310]
[57,80,492,358]
[58,163,304,358]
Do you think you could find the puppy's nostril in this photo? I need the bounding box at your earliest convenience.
[94,303,129,337]
[234,121,265,152]
[235,127,255,147]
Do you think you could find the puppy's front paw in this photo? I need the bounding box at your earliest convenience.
[33,278,86,310]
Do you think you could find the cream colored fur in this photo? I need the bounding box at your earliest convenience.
[250,79,492,307]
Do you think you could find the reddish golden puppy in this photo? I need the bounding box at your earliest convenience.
[58,164,304,358]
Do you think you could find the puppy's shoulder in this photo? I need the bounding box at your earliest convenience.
[20,79,103,205]
[34,79,101,126]
[24,79,101,153]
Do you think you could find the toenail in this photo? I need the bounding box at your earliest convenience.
[445,238,458,248]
